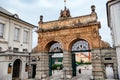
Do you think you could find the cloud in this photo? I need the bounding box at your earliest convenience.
[0,0,112,47]
[36,0,54,8]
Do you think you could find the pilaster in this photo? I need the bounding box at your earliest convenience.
[35,52,49,80]
[116,47,120,79]
[92,49,104,79]
[63,51,72,79]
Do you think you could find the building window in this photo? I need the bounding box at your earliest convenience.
[25,63,28,72]
[14,27,20,41]
[13,48,19,52]
[23,48,28,52]
[0,23,4,38]
[23,30,28,43]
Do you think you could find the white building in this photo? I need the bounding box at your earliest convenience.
[0,7,35,80]
[107,0,120,78]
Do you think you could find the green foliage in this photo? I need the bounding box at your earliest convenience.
[76,62,82,65]
[52,64,63,70]
[76,61,91,65]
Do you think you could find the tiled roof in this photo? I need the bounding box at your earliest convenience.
[0,6,36,27]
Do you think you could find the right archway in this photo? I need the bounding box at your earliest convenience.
[71,39,90,52]
[70,39,92,77]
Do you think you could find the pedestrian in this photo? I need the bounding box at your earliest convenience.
[79,68,81,74]
[85,66,86,69]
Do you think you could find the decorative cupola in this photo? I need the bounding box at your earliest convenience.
[59,0,71,20]
[59,6,71,20]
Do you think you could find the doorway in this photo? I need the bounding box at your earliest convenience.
[49,52,63,76]
[32,64,36,78]
[71,39,92,79]
[72,51,91,76]
[12,59,21,79]
[48,42,63,78]
[105,64,114,79]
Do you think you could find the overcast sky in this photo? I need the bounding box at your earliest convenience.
[0,0,112,48]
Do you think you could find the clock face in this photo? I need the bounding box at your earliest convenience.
[72,40,89,51]
[49,43,62,52]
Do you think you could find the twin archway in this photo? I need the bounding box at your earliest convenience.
[43,38,91,77]
[44,38,91,53]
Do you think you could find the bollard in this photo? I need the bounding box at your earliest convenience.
[41,74,46,80]
[66,75,72,79]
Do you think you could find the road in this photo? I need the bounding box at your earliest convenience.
[71,69,92,80]
[50,65,93,80]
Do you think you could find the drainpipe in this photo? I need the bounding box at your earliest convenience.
[28,52,31,79]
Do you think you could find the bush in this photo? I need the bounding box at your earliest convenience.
[52,64,63,70]
[76,62,81,65]
[76,61,91,65]
[83,62,91,65]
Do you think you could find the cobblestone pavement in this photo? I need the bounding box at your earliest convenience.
[71,69,92,80]
[71,65,92,80]
[50,65,92,80]
[50,70,63,80]
[30,65,115,80]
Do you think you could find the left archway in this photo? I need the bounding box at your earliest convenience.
[12,59,22,79]
[44,41,63,52]
[45,41,63,76]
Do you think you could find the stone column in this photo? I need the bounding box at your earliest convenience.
[92,49,104,80]
[35,52,49,80]
[28,65,32,78]
[115,47,120,79]
[111,48,119,79]
[63,51,72,79]
[114,63,119,79]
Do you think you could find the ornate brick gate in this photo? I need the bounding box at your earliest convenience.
[33,5,111,80]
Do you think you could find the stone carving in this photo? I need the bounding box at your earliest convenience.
[90,5,97,19]
[91,5,95,12]
[59,6,71,20]
[33,5,112,80]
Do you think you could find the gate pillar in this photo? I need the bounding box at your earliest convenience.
[92,49,104,79]
[63,51,73,79]
[35,52,49,80]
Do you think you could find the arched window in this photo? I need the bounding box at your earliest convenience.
[49,43,62,52]
[72,40,89,51]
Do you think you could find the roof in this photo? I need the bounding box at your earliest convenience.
[106,0,120,27]
[0,6,36,28]
[0,6,13,16]
[80,53,89,58]
[38,5,98,31]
